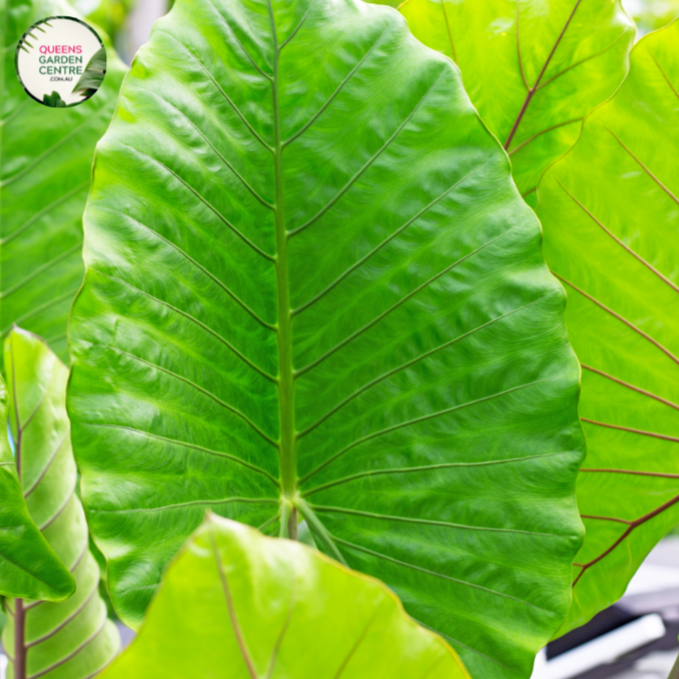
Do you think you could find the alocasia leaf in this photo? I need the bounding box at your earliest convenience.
[2,328,120,679]
[398,0,635,205]
[101,515,470,678]
[66,0,585,676]
[536,20,679,635]
[0,373,74,602]
[72,46,107,98]
[0,0,126,363]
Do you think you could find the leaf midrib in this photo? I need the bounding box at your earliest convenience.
[505,0,584,150]
[268,2,296,513]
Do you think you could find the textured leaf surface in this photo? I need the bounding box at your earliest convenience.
[0,374,74,602]
[67,0,585,676]
[102,515,469,679]
[0,0,126,363]
[536,20,679,635]
[399,0,635,204]
[2,329,119,679]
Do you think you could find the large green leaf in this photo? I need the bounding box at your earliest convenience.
[102,515,470,678]
[536,20,679,635]
[2,328,119,679]
[0,374,74,602]
[67,0,585,676]
[399,0,635,204]
[0,0,126,363]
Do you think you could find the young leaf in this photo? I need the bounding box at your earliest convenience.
[2,328,120,678]
[67,0,585,676]
[399,0,635,204]
[0,0,127,363]
[536,20,679,635]
[0,374,75,602]
[101,515,470,678]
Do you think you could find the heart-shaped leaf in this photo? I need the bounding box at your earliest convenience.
[101,515,470,679]
[399,0,635,204]
[0,374,74,602]
[0,0,126,363]
[536,19,679,635]
[67,0,585,676]
[2,328,120,679]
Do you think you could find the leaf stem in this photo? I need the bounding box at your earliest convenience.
[14,599,26,679]
[10,337,27,679]
[280,502,290,538]
[297,500,347,565]
[287,506,298,541]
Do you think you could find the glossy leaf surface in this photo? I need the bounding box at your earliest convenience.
[536,20,679,635]
[67,0,585,676]
[2,329,119,678]
[0,374,74,602]
[102,515,469,679]
[399,0,635,204]
[0,0,126,363]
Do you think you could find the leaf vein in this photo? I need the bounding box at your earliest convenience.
[0,182,89,245]
[309,504,569,538]
[81,422,279,485]
[296,228,512,377]
[157,30,273,152]
[292,157,493,317]
[94,497,278,515]
[554,273,679,367]
[116,143,276,262]
[287,68,447,237]
[1,108,107,187]
[302,376,557,482]
[141,90,274,209]
[88,340,279,449]
[98,206,276,331]
[203,0,273,79]
[607,127,679,208]
[27,615,108,679]
[92,269,277,384]
[282,26,389,147]
[558,178,679,294]
[0,243,81,300]
[298,297,541,438]
[334,536,553,612]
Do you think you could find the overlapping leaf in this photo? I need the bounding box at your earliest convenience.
[67,0,585,676]
[0,374,74,602]
[536,20,679,635]
[0,0,126,363]
[399,0,635,204]
[2,329,119,678]
[101,515,469,678]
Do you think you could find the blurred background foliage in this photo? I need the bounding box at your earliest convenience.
[624,0,679,34]
[69,0,169,62]
[71,0,137,44]
[64,0,679,61]
[368,0,679,37]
